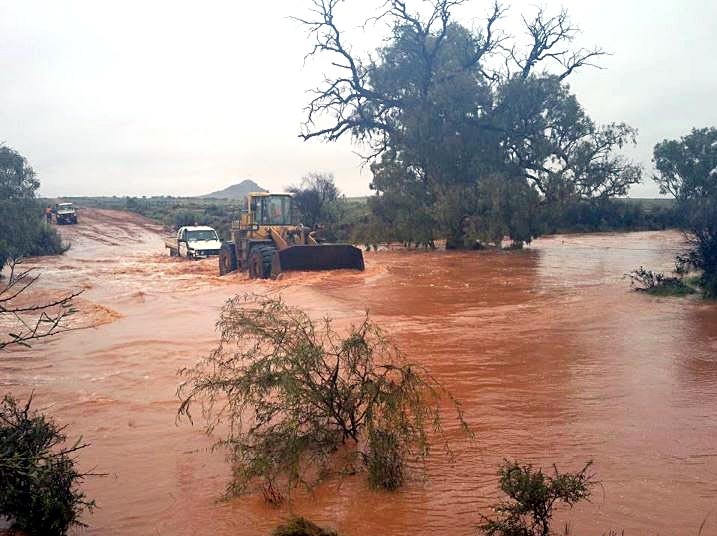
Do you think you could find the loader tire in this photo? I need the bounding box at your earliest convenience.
[248,246,274,279]
[218,243,238,275]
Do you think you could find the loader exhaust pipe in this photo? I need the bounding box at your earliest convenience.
[271,244,365,278]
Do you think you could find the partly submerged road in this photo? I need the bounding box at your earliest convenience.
[2,208,716,535]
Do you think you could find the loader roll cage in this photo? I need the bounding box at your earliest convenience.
[251,195,292,226]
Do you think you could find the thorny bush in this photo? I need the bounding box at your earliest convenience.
[177,295,468,502]
[0,395,95,536]
[479,460,595,536]
[627,266,695,296]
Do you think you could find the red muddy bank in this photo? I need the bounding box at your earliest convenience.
[2,208,716,535]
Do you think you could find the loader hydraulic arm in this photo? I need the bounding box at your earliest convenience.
[268,226,289,250]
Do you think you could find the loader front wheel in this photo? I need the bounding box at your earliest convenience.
[248,246,274,279]
[219,242,238,276]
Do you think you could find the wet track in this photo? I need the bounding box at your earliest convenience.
[2,208,716,535]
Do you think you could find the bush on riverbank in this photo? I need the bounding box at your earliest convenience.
[628,266,697,296]
[653,127,717,299]
[0,395,95,536]
[0,144,66,271]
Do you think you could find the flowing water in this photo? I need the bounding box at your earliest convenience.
[2,208,716,535]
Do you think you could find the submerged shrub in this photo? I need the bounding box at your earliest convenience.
[178,295,468,501]
[364,427,404,491]
[272,517,340,536]
[479,460,595,536]
[628,266,696,296]
[0,395,95,536]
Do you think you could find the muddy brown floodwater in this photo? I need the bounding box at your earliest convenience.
[2,208,716,535]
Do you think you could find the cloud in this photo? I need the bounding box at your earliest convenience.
[1,0,715,198]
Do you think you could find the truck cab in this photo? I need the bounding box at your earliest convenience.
[175,226,222,258]
[54,203,77,224]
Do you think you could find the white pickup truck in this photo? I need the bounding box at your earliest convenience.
[164,226,222,259]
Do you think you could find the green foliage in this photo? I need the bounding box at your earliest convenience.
[628,267,696,297]
[178,295,466,501]
[0,201,66,272]
[479,460,595,536]
[272,517,340,536]
[299,2,642,248]
[0,395,95,536]
[0,144,39,199]
[653,127,717,298]
[0,145,66,270]
[544,198,677,234]
[113,196,244,238]
[173,209,202,228]
[364,427,404,490]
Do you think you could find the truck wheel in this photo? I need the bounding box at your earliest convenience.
[219,243,238,275]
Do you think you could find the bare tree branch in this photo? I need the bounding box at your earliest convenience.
[0,259,83,350]
[515,8,608,79]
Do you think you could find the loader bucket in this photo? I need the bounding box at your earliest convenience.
[271,244,365,277]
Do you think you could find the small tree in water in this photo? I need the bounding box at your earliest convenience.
[178,295,466,501]
[479,460,595,536]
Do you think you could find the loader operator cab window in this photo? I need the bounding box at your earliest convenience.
[253,196,292,225]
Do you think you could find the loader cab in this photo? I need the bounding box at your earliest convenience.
[247,193,293,227]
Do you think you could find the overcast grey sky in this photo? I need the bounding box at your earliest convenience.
[1,0,715,198]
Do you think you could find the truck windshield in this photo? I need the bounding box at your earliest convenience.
[186,230,218,241]
[255,196,292,225]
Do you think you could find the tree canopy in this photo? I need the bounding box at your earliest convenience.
[297,0,642,247]
[0,144,39,200]
[653,127,717,297]
[0,145,65,271]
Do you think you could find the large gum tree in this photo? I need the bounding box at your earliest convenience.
[296,0,642,248]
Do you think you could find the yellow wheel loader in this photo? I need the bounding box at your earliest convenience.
[218,192,365,278]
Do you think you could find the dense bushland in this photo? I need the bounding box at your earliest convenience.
[0,145,65,271]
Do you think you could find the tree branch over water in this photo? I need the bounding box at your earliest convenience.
[0,260,82,350]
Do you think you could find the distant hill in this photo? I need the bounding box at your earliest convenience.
[201,179,266,199]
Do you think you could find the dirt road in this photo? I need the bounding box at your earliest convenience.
[2,208,716,535]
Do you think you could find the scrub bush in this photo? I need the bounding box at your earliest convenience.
[479,460,595,536]
[0,395,95,536]
[272,517,340,536]
[178,295,468,501]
